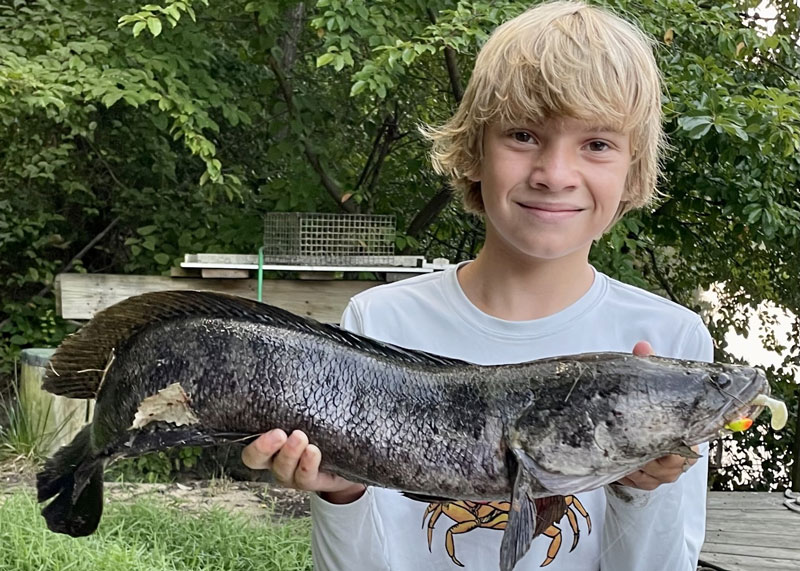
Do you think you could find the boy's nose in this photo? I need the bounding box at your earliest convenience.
[528,144,580,191]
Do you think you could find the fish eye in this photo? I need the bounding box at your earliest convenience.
[714,373,732,388]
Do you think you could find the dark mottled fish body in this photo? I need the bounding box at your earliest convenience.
[37,291,773,571]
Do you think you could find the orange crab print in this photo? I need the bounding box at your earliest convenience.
[422,495,591,567]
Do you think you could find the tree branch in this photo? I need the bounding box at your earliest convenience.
[265,46,356,212]
[756,49,800,81]
[366,113,398,198]
[279,3,305,71]
[443,46,464,103]
[82,136,128,192]
[405,185,453,239]
[355,121,387,191]
[426,8,464,103]
[645,246,679,303]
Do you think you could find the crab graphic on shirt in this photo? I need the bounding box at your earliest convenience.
[422,495,591,567]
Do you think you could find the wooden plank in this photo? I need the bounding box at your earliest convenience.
[707,491,786,509]
[387,272,425,283]
[705,517,800,535]
[707,511,799,526]
[705,530,799,549]
[170,266,201,278]
[201,268,250,279]
[702,542,799,562]
[702,492,800,570]
[56,273,382,322]
[708,491,782,500]
[297,271,337,280]
[702,552,800,570]
[703,541,799,561]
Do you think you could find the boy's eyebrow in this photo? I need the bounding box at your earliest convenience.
[584,125,624,134]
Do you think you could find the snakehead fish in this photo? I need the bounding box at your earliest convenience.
[36,291,785,571]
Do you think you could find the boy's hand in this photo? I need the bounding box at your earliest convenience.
[615,341,700,490]
[241,429,366,504]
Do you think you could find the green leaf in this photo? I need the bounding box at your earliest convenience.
[133,20,147,37]
[351,80,367,96]
[101,92,123,108]
[154,253,170,265]
[137,225,158,236]
[165,4,181,22]
[747,207,763,224]
[316,52,336,67]
[677,115,712,133]
[147,17,163,37]
[686,123,712,139]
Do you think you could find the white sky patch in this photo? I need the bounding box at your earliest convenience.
[700,285,797,373]
[751,1,778,34]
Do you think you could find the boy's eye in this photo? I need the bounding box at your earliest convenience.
[587,140,609,152]
[512,131,534,143]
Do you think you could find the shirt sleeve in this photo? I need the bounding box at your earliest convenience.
[601,318,714,571]
[309,300,391,571]
[311,489,390,571]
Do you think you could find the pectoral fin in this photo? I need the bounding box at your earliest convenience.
[671,443,701,459]
[500,452,539,571]
[401,491,456,503]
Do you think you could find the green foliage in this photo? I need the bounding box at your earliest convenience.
[0,396,54,463]
[0,376,82,467]
[1,0,798,490]
[109,446,204,483]
[0,492,312,571]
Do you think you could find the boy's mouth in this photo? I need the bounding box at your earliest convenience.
[517,202,584,220]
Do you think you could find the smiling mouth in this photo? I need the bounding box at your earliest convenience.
[517,203,584,218]
[518,203,582,212]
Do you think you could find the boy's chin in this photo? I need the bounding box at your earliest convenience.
[507,241,594,264]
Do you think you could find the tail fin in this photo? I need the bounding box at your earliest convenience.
[37,426,104,537]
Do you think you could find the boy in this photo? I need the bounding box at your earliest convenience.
[242,1,712,569]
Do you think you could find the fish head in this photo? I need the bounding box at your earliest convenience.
[507,355,774,493]
[671,360,771,440]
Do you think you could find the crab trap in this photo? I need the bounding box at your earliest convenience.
[262,212,397,266]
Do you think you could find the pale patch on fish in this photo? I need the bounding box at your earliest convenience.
[130,383,200,430]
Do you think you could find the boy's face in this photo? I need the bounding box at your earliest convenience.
[475,116,632,264]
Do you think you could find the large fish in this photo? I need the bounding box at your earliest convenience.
[36,291,786,571]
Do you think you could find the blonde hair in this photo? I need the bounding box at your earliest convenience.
[425,0,665,218]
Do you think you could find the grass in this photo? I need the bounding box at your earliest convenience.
[0,491,312,571]
[0,366,69,466]
[0,397,56,465]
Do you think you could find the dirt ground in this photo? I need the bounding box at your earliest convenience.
[0,466,311,521]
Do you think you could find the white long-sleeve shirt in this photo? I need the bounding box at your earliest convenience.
[311,264,712,571]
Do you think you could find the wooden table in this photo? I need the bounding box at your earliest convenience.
[701,491,800,570]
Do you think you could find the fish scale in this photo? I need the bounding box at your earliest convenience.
[35,290,781,571]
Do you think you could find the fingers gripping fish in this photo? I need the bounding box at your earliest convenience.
[36,291,786,571]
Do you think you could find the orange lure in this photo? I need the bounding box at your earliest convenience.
[724,418,753,432]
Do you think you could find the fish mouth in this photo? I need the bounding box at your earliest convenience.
[714,370,787,436]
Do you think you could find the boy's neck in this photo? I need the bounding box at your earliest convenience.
[456,244,595,322]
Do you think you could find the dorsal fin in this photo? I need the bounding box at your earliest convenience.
[44,290,468,399]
